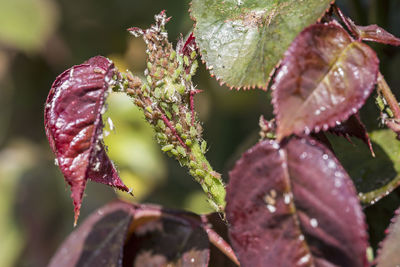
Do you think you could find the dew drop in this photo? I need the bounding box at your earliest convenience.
[322,154,328,160]
[299,234,305,241]
[334,179,342,188]
[284,193,292,204]
[107,117,115,131]
[304,127,311,135]
[54,158,59,166]
[297,254,311,265]
[310,218,318,228]
[97,209,104,215]
[300,152,307,159]
[314,109,321,115]
[266,204,276,213]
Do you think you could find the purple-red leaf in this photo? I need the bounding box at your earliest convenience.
[49,201,210,267]
[44,56,128,224]
[376,207,400,266]
[329,114,375,156]
[226,138,368,266]
[272,22,379,140]
[48,201,134,267]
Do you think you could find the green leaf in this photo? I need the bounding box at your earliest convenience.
[190,0,333,89]
[0,0,59,52]
[329,129,400,205]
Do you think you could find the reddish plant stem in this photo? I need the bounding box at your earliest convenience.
[201,216,240,266]
[332,5,359,39]
[378,72,400,119]
[158,111,187,149]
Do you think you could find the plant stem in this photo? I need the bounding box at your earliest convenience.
[377,72,400,119]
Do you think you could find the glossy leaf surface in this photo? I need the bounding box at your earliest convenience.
[48,201,134,267]
[49,201,210,267]
[329,130,400,204]
[44,56,128,223]
[272,23,379,140]
[226,138,368,266]
[377,207,400,266]
[190,0,333,89]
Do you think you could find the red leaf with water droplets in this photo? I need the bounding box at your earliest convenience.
[330,114,375,156]
[44,56,128,224]
[272,22,379,141]
[226,137,368,267]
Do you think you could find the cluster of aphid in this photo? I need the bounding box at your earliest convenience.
[111,11,226,211]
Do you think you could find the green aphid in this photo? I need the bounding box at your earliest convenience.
[386,107,394,118]
[146,75,152,85]
[185,139,192,146]
[164,85,175,100]
[154,87,162,99]
[173,67,182,80]
[157,133,167,141]
[189,160,197,169]
[112,74,118,81]
[201,183,209,193]
[171,149,178,156]
[160,102,169,110]
[175,123,183,133]
[123,79,129,89]
[195,169,205,177]
[181,134,188,140]
[177,84,186,95]
[161,144,174,152]
[145,106,153,113]
[165,110,172,120]
[190,50,196,60]
[190,60,198,76]
[169,50,176,61]
[185,74,192,82]
[201,140,207,154]
[177,146,186,157]
[186,113,192,125]
[184,55,189,66]
[190,126,197,137]
[157,120,166,130]
[141,84,149,92]
[147,62,152,70]
[204,175,212,186]
[172,104,179,114]
[376,95,385,111]
[177,54,183,64]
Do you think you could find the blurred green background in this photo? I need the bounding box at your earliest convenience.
[0,0,399,266]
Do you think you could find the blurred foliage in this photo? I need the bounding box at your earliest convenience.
[0,0,399,266]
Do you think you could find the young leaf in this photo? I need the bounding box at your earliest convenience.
[329,129,400,205]
[190,0,333,89]
[48,201,210,267]
[272,22,379,140]
[334,5,400,46]
[44,56,128,224]
[226,138,368,266]
[329,114,374,156]
[376,207,400,266]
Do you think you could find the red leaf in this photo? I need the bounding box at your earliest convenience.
[226,138,368,266]
[48,201,210,267]
[329,114,375,156]
[44,56,128,224]
[273,22,379,140]
[376,207,400,266]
